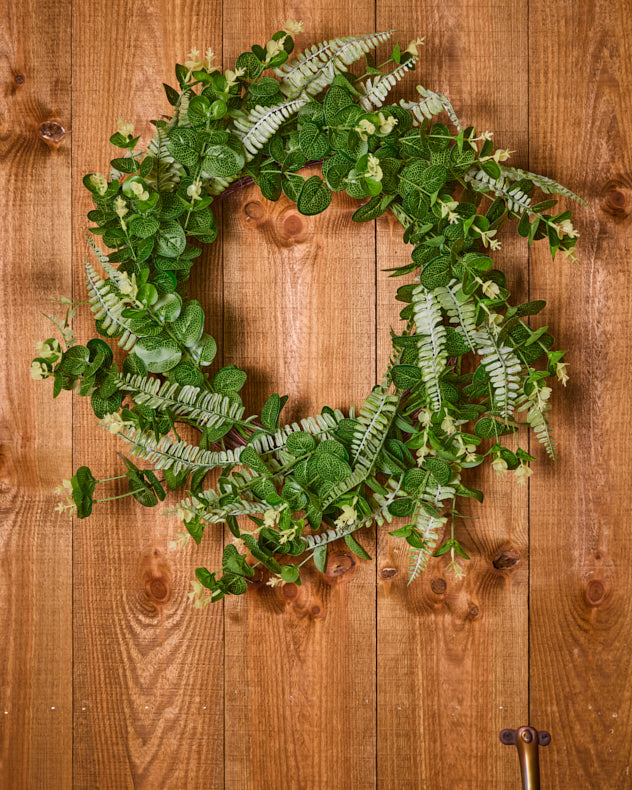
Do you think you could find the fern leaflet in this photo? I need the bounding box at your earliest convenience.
[412,285,447,411]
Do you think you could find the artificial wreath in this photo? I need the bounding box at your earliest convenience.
[32,24,583,607]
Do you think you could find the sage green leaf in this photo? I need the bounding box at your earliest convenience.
[202,145,245,178]
[71,466,96,519]
[391,364,422,390]
[261,393,287,432]
[187,94,212,126]
[285,431,316,456]
[420,256,451,289]
[152,293,182,322]
[387,497,416,518]
[298,122,330,160]
[135,334,182,373]
[344,532,371,560]
[403,468,429,496]
[189,333,217,366]
[297,176,332,216]
[166,128,200,168]
[155,221,186,258]
[425,457,452,485]
[314,451,352,482]
[324,85,354,126]
[214,365,247,393]
[313,544,328,573]
[282,173,304,202]
[172,300,205,346]
[173,361,205,387]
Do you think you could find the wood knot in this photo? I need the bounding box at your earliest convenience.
[146,576,169,603]
[493,549,520,570]
[431,577,447,594]
[325,552,355,577]
[468,605,480,620]
[311,605,321,617]
[380,567,398,579]
[601,178,631,222]
[244,201,264,220]
[14,74,25,84]
[282,214,304,237]
[585,578,606,606]
[282,582,299,600]
[38,120,66,143]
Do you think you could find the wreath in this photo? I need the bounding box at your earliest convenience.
[31,25,583,607]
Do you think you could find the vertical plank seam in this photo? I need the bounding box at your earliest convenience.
[526,0,532,729]
[71,0,75,783]
[220,8,226,790]
[373,6,379,790]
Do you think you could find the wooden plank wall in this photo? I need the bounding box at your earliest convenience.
[0,0,630,787]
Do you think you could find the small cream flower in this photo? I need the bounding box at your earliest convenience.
[204,48,218,71]
[117,119,134,138]
[335,504,357,528]
[355,118,376,141]
[114,195,128,218]
[30,360,50,380]
[477,228,498,249]
[492,456,508,475]
[416,445,430,465]
[90,173,108,196]
[266,575,286,588]
[441,413,456,436]
[446,558,465,580]
[489,238,502,251]
[377,111,398,135]
[404,37,425,58]
[481,280,500,299]
[562,246,579,264]
[514,462,532,486]
[169,531,191,551]
[283,19,304,35]
[265,36,287,60]
[176,505,196,523]
[263,509,278,528]
[366,154,383,182]
[100,412,127,435]
[554,219,579,239]
[464,445,478,463]
[224,66,245,88]
[188,579,212,608]
[439,199,459,223]
[493,148,514,163]
[55,478,73,496]
[480,130,494,141]
[130,181,149,201]
[556,362,569,387]
[419,409,433,428]
[34,339,60,359]
[185,47,205,71]
[117,272,138,301]
[187,179,202,202]
[54,478,76,515]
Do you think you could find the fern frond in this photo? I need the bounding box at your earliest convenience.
[86,234,126,286]
[233,97,309,160]
[118,425,243,474]
[435,280,477,350]
[117,373,247,428]
[500,166,587,205]
[250,409,344,461]
[276,31,395,98]
[146,127,181,192]
[407,478,456,584]
[359,59,416,110]
[43,311,76,349]
[399,85,462,130]
[304,477,404,549]
[412,285,447,411]
[475,328,522,419]
[517,394,556,459]
[463,168,532,213]
[85,260,138,351]
[321,388,400,509]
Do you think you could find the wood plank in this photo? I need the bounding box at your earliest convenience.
[528,1,632,787]
[220,8,378,789]
[71,1,224,787]
[0,0,73,786]
[374,4,530,787]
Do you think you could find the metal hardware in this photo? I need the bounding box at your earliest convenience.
[500,726,550,789]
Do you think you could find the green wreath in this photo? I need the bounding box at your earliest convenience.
[32,24,583,606]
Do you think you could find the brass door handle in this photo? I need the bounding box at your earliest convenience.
[500,726,551,789]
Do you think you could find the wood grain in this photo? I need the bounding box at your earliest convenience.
[528,1,632,786]
[71,2,224,787]
[374,3,530,787]
[1,1,630,787]
[221,7,378,788]
[0,0,73,787]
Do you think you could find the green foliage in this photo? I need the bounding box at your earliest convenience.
[33,26,582,606]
